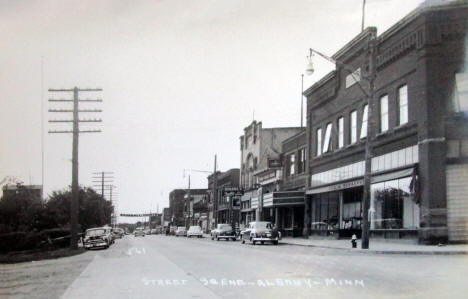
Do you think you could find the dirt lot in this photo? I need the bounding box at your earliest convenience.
[0,250,95,299]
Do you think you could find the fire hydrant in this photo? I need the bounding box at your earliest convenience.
[351,234,357,248]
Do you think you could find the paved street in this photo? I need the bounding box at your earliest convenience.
[2,235,467,299]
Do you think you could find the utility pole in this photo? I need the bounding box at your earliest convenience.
[362,0,366,32]
[48,87,102,250]
[92,171,114,198]
[213,155,218,228]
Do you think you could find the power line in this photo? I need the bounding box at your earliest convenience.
[48,87,103,250]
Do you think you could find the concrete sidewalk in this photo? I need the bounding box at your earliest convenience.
[281,237,468,255]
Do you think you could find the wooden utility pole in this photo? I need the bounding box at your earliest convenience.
[49,87,102,250]
[213,155,218,228]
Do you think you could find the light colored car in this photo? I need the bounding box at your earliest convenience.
[241,221,280,245]
[211,223,236,241]
[187,226,203,238]
[175,226,187,237]
[134,227,145,237]
[83,227,112,249]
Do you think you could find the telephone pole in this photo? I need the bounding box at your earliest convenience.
[48,87,102,250]
[92,171,114,198]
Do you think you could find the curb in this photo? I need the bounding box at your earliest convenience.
[281,241,468,255]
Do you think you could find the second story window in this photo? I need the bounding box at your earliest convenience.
[338,117,344,148]
[398,85,408,125]
[289,154,295,176]
[350,110,357,144]
[298,148,306,174]
[360,104,368,139]
[323,123,332,153]
[316,128,322,156]
[380,95,389,132]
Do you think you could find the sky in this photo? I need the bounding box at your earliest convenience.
[0,0,426,223]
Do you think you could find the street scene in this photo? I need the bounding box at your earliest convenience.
[2,234,468,299]
[1,0,468,298]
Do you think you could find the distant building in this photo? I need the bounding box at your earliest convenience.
[208,169,240,228]
[1,184,42,201]
[184,188,208,230]
[169,189,187,226]
[162,207,171,227]
[239,121,303,224]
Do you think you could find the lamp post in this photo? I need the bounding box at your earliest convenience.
[305,31,376,249]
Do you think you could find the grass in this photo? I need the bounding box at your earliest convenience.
[0,247,86,264]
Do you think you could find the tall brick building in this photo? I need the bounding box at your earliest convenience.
[303,1,468,244]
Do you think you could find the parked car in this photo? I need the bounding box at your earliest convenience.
[187,226,203,238]
[211,223,236,241]
[241,221,280,245]
[175,226,187,237]
[150,228,158,234]
[83,227,113,249]
[169,226,177,235]
[103,226,115,244]
[134,227,146,237]
[112,227,125,239]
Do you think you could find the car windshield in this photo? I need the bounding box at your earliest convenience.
[189,226,200,231]
[86,229,105,236]
[177,227,186,231]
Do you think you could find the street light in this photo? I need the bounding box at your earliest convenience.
[306,30,376,249]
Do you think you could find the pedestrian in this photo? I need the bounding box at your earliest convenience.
[351,234,357,248]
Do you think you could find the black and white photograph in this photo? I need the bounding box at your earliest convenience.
[1,0,468,298]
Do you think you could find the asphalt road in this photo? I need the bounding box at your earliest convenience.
[2,234,468,299]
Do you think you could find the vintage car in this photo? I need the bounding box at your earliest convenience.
[211,223,236,241]
[241,221,280,245]
[112,227,125,239]
[187,226,203,238]
[83,227,113,249]
[134,227,146,237]
[175,226,187,237]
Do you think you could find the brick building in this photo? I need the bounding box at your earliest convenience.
[207,168,240,228]
[303,1,468,244]
[239,121,303,225]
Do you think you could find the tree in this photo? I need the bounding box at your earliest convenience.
[46,187,113,231]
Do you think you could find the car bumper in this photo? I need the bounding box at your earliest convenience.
[252,237,278,242]
[84,242,107,248]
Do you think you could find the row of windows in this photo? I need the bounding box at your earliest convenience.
[286,148,306,177]
[315,85,408,156]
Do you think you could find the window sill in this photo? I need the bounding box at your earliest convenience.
[376,131,389,138]
[394,123,411,131]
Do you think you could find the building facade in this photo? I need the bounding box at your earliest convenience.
[208,169,240,228]
[169,189,187,226]
[239,121,303,226]
[304,2,468,244]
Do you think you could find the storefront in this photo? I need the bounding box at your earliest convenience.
[263,191,305,237]
[306,145,421,240]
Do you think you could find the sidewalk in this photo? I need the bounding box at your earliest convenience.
[281,237,468,255]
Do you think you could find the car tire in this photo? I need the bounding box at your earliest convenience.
[242,239,245,244]
[252,240,256,245]
[261,241,264,245]
[216,237,219,241]
[273,240,278,245]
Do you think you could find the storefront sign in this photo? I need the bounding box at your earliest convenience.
[268,159,282,168]
[258,171,277,183]
[306,179,364,194]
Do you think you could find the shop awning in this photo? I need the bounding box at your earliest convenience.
[263,191,305,207]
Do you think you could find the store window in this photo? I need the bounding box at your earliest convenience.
[350,110,357,144]
[380,95,389,132]
[316,128,322,156]
[398,85,408,125]
[342,188,362,230]
[323,123,332,153]
[312,192,339,230]
[370,176,420,229]
[337,117,344,148]
[360,104,368,139]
